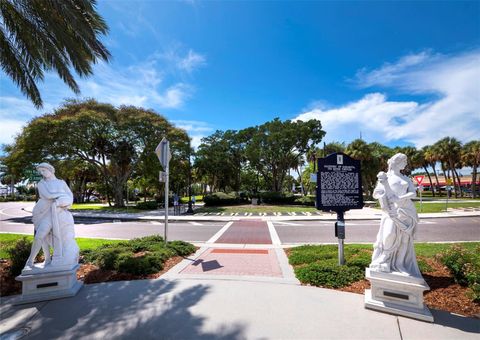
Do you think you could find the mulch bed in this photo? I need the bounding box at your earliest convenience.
[336,256,480,318]
[284,249,479,318]
[0,255,185,297]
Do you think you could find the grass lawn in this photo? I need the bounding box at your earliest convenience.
[195,205,317,214]
[70,203,144,213]
[415,201,480,213]
[180,195,204,203]
[0,233,125,259]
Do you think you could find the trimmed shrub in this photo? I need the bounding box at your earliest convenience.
[289,245,338,266]
[295,262,364,288]
[441,245,480,301]
[136,201,158,210]
[115,252,164,275]
[94,248,127,270]
[259,192,296,205]
[294,196,315,206]
[203,192,248,206]
[7,238,33,276]
[167,240,196,256]
[129,235,164,252]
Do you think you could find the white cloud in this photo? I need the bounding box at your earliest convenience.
[171,120,213,149]
[296,50,480,147]
[178,50,206,73]
[0,47,207,146]
[0,118,26,145]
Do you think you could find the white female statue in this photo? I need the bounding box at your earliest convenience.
[24,163,79,271]
[370,153,422,279]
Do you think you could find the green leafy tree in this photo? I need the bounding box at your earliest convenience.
[3,99,190,207]
[0,0,110,108]
[244,118,325,192]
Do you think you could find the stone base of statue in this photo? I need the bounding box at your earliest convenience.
[364,268,433,322]
[13,264,82,305]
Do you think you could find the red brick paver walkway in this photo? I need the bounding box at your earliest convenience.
[180,248,282,277]
[179,220,285,278]
[215,220,272,244]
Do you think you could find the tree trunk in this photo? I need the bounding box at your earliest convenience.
[472,167,478,199]
[296,166,305,196]
[10,177,15,198]
[431,163,440,197]
[423,165,435,197]
[453,167,463,198]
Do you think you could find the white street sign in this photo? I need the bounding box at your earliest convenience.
[155,137,171,168]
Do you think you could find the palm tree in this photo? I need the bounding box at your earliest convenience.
[423,145,441,196]
[345,139,375,197]
[435,137,463,198]
[462,141,480,198]
[0,0,110,108]
[420,146,436,197]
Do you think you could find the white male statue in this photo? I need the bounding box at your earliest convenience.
[24,163,79,272]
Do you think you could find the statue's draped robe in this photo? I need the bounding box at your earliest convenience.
[371,173,422,278]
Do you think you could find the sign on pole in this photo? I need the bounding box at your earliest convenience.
[316,153,363,265]
[414,175,425,185]
[155,138,171,243]
[155,138,171,168]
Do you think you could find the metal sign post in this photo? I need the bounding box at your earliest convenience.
[316,153,363,265]
[335,211,346,265]
[414,175,425,212]
[445,178,453,211]
[155,138,171,243]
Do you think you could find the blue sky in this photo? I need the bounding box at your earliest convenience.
[1,0,479,149]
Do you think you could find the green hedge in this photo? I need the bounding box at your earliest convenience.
[203,192,249,206]
[295,262,364,288]
[441,245,480,301]
[81,236,196,276]
[259,192,296,204]
[136,201,159,210]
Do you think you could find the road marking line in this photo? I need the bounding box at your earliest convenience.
[207,221,233,244]
[274,221,302,226]
[267,220,281,245]
[189,222,204,226]
[150,221,162,225]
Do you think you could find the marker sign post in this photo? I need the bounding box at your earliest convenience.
[414,175,425,212]
[445,178,453,211]
[316,153,363,265]
[155,138,172,243]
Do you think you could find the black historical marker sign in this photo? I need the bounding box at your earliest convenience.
[316,152,363,212]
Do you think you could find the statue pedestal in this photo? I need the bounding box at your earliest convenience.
[13,264,82,305]
[364,268,433,322]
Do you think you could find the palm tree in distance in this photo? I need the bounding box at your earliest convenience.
[435,137,463,198]
[462,141,480,199]
[0,0,111,108]
[421,146,436,197]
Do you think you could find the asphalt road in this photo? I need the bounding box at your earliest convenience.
[1,202,479,244]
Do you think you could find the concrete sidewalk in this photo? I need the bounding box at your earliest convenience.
[1,276,479,339]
